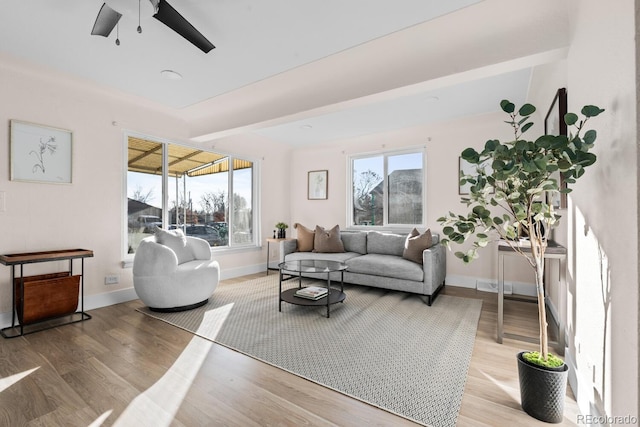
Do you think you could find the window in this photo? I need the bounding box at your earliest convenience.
[126,135,257,254]
[349,148,425,228]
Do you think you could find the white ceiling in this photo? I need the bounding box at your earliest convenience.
[0,0,570,147]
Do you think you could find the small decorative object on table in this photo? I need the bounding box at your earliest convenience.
[275,222,288,238]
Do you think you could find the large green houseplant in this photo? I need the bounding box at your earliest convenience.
[438,99,604,421]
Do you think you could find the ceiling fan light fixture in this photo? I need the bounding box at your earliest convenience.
[161,70,182,80]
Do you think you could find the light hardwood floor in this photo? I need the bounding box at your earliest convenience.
[0,274,580,426]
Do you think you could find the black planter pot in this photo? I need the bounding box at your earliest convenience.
[517,351,569,423]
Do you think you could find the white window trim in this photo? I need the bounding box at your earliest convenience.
[122,130,261,263]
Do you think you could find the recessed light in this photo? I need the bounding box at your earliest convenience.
[161,70,183,80]
[301,124,313,130]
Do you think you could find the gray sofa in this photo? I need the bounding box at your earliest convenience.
[280,230,446,305]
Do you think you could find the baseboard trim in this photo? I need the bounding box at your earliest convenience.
[444,275,478,289]
[0,287,139,329]
[445,274,536,297]
[220,263,266,280]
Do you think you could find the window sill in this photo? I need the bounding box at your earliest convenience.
[121,244,261,269]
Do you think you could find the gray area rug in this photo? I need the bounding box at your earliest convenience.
[137,275,482,427]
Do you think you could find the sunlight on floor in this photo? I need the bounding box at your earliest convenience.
[480,369,520,402]
[0,367,39,392]
[93,303,234,427]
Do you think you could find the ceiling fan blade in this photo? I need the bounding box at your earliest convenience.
[91,3,122,37]
[151,0,215,53]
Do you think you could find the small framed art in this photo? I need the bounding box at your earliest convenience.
[10,120,73,184]
[308,170,328,200]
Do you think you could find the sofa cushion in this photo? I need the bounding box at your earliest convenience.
[346,254,424,282]
[155,228,194,264]
[294,223,315,252]
[403,228,433,264]
[366,231,406,257]
[341,231,367,254]
[314,225,345,253]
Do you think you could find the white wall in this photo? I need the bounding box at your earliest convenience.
[565,0,638,419]
[0,57,291,319]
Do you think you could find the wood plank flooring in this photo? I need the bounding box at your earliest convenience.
[0,274,580,426]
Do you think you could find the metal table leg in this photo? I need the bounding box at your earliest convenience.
[497,252,504,344]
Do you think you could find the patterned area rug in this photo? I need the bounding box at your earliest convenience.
[137,275,482,427]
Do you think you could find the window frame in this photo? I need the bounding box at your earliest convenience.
[347,146,426,230]
[123,131,261,261]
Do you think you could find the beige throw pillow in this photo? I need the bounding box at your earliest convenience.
[313,225,345,253]
[403,228,433,264]
[294,223,315,252]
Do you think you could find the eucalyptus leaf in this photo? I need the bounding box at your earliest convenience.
[500,100,515,113]
[582,105,605,117]
[521,122,534,133]
[583,129,597,144]
[461,147,480,163]
[564,112,579,126]
[518,103,536,116]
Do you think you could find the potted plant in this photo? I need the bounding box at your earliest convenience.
[275,222,289,239]
[438,99,604,423]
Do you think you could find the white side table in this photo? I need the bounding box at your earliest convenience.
[266,237,295,275]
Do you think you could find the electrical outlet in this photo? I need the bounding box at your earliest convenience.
[105,275,119,285]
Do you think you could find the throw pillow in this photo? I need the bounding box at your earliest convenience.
[367,231,406,257]
[294,223,315,252]
[313,225,345,253]
[155,228,193,264]
[403,228,433,264]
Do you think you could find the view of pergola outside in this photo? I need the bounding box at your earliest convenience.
[352,151,423,227]
[127,137,253,254]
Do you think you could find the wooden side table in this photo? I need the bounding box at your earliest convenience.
[266,238,295,275]
[497,240,566,353]
[0,248,93,338]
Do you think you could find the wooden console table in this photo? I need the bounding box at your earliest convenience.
[0,249,93,338]
[497,240,566,353]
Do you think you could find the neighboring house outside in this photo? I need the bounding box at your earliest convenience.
[127,199,162,231]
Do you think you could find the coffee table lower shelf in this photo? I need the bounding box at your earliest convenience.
[279,288,346,318]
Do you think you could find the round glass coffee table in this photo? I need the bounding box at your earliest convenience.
[278,260,347,318]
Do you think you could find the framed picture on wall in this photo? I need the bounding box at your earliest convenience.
[308,170,328,200]
[10,120,73,184]
[544,88,568,209]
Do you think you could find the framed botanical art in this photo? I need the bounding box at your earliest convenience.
[308,170,328,200]
[10,120,73,184]
[544,88,568,208]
